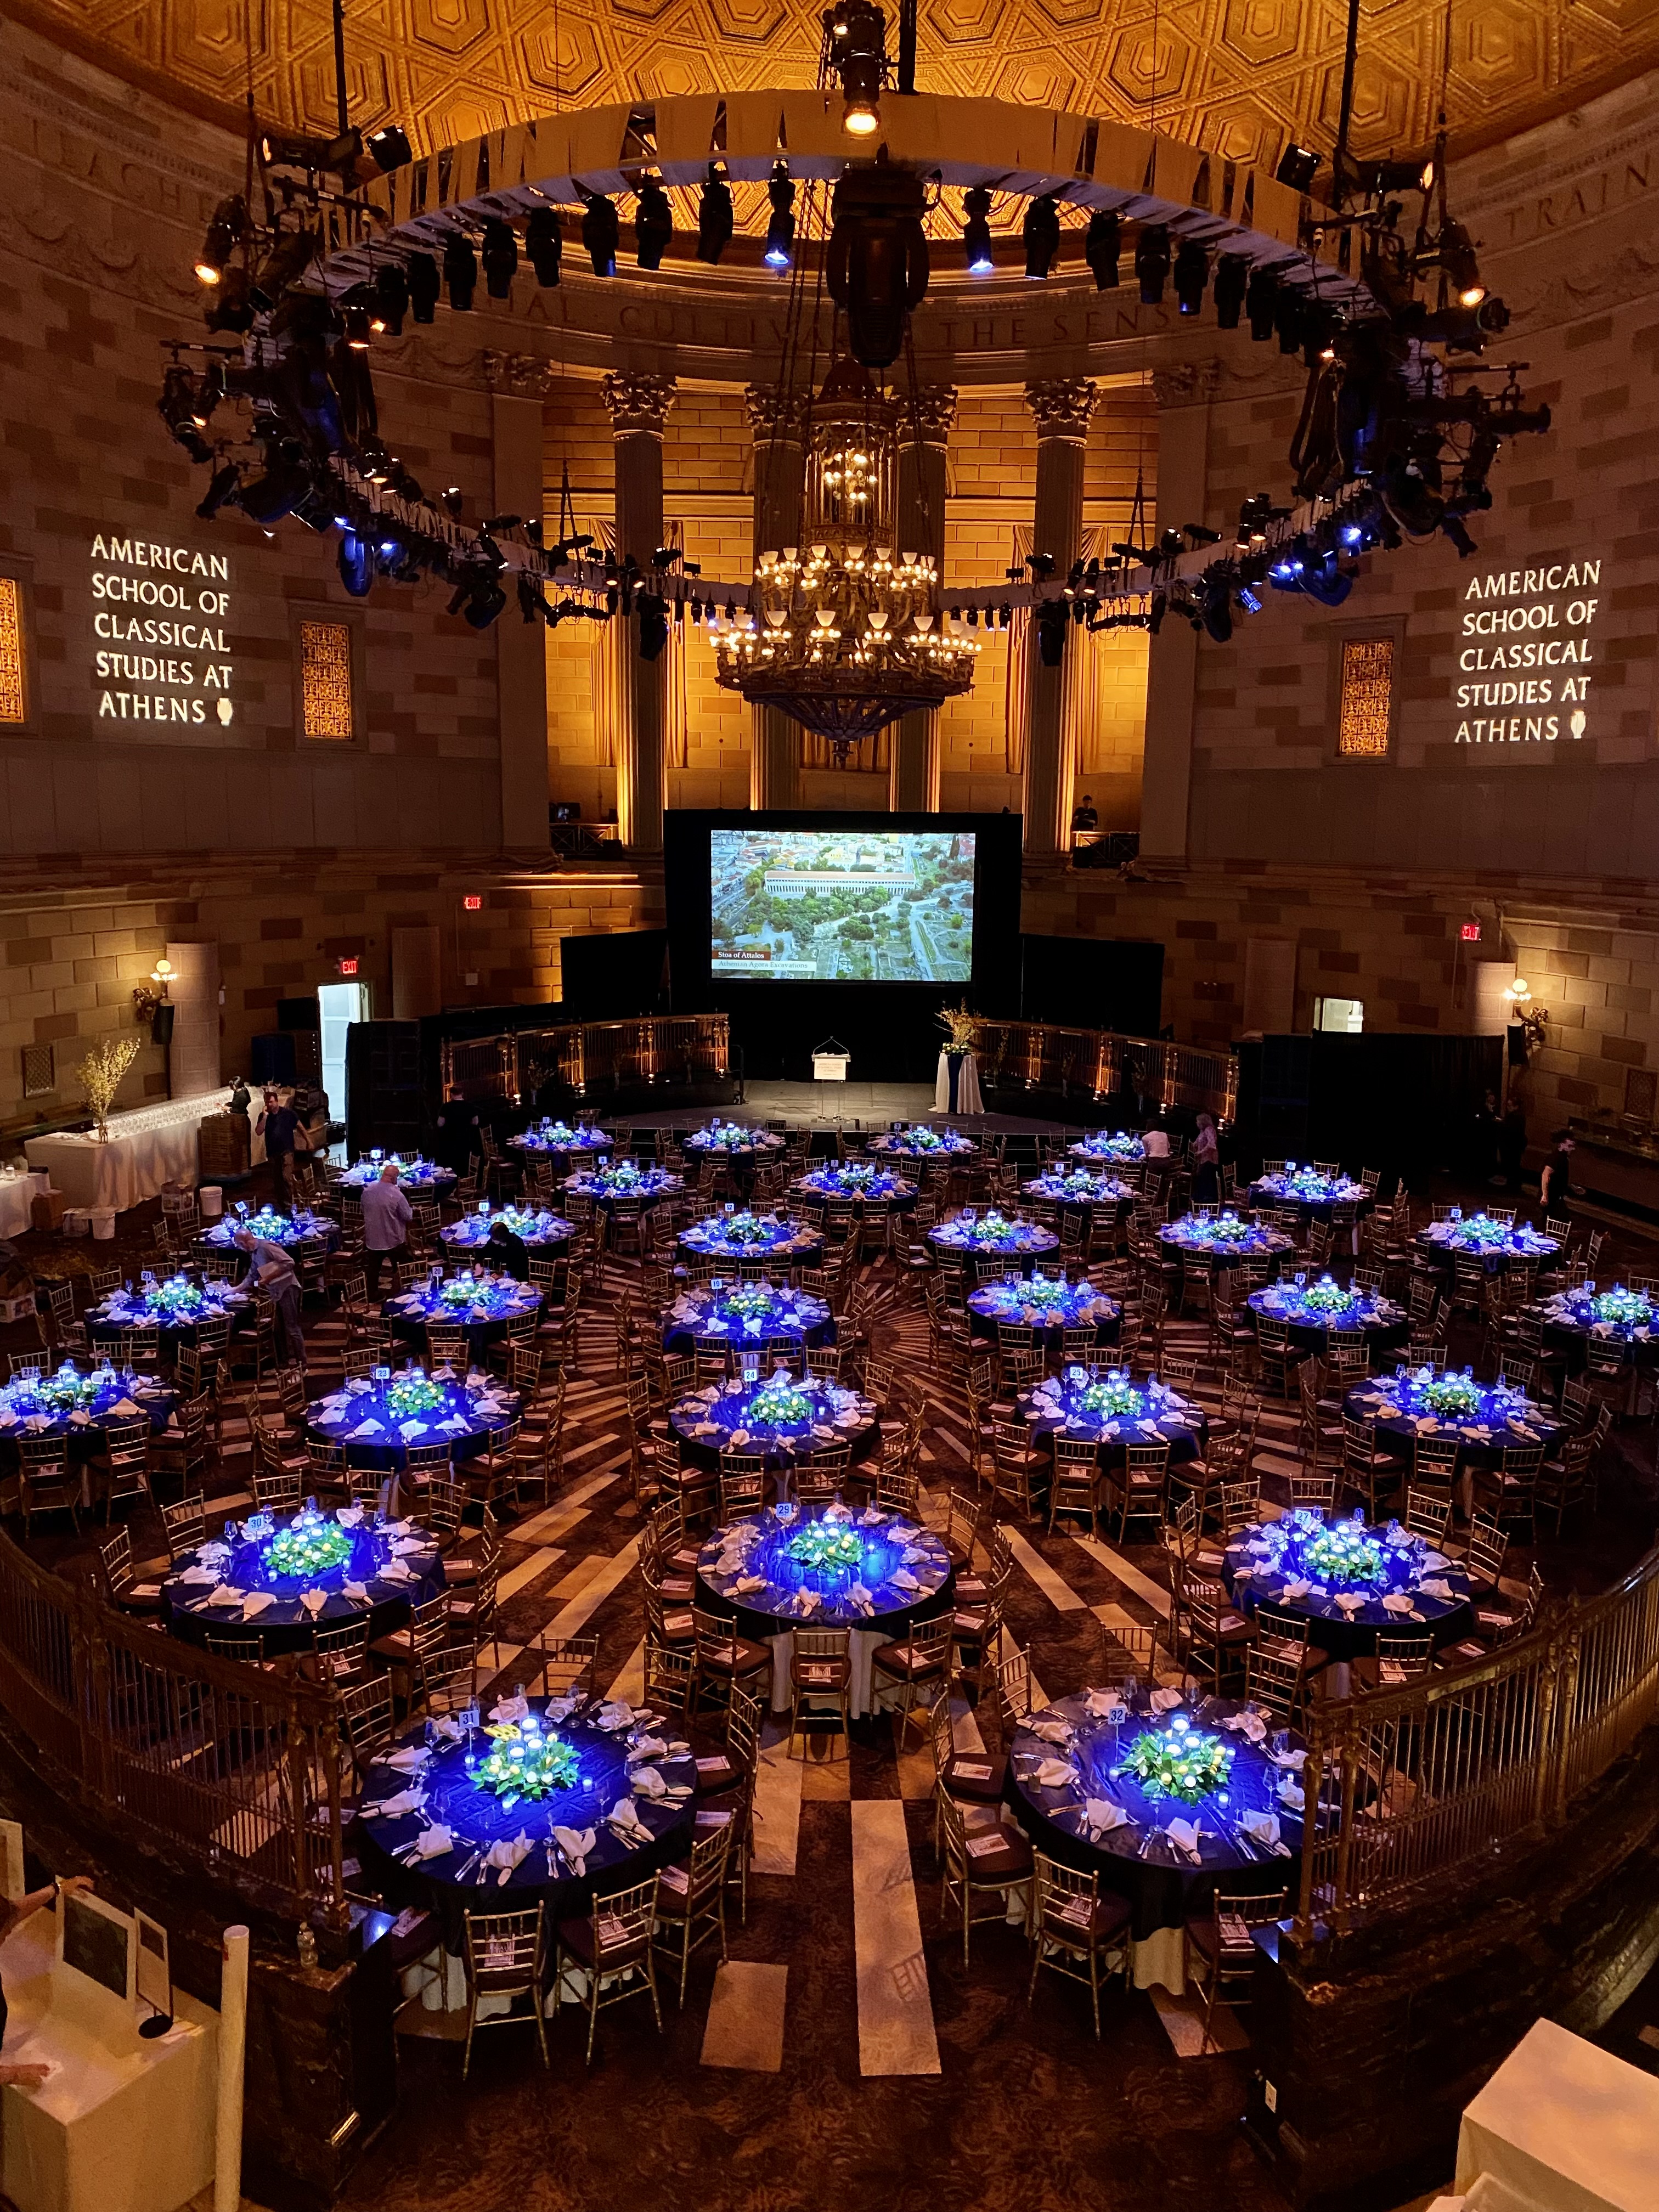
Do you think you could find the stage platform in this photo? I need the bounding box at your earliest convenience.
[620,1080,1092,1135]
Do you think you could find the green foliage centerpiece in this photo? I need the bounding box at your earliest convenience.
[476,1724,580,1803]
[1076,1371,1143,1419]
[749,1375,811,1427]
[1588,1287,1653,1328]
[265,1513,352,1579]
[1302,1520,1386,1585]
[1300,1276,1355,1315]
[786,1522,864,1573]
[386,1371,446,1419]
[1119,1719,1234,1804]
[1417,1369,1482,1418]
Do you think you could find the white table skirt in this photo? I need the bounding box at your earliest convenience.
[26,1088,241,1212]
[1455,2018,1659,2212]
[934,1050,982,1115]
[0,1171,47,1239]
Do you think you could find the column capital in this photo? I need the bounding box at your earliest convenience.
[602,371,676,436]
[1150,361,1222,410]
[481,349,552,399]
[1024,378,1098,441]
[743,383,810,442]
[898,383,958,445]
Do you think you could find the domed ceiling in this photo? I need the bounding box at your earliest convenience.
[16,0,1659,167]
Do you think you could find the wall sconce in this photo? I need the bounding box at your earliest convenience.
[1504,976,1549,1052]
[132,957,173,1026]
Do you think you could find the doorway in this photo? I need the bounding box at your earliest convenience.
[317,981,370,1127]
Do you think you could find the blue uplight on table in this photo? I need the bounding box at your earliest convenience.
[1250,1165,1369,1206]
[1541,1282,1655,1343]
[305,1367,520,1464]
[1418,1212,1559,1259]
[511,1119,612,1155]
[867,1125,974,1157]
[967,1272,1119,1334]
[684,1120,781,1154]
[338,1153,454,1189]
[1022,1169,1133,1207]
[672,1368,876,1459]
[1350,1363,1554,1447]
[442,1203,572,1249]
[663,1279,832,1350]
[202,1204,335,1249]
[679,1210,820,1260]
[1069,1132,1146,1164]
[1159,1211,1293,1257]
[0,1360,174,1437]
[697,1504,950,1624]
[387,1271,541,1328]
[566,1163,681,1204]
[1226,1507,1464,1620]
[1024,1364,1203,1448]
[88,1272,248,1330]
[1249,1275,1405,1334]
[795,1165,915,1202]
[930,1209,1057,1253]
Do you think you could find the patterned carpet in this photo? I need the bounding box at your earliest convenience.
[9,1166,1658,2212]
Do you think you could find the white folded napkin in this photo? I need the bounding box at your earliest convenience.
[860,1508,887,1527]
[845,1582,875,1616]
[597,1701,634,1730]
[889,1568,921,1592]
[374,1785,426,1819]
[629,1764,668,1801]
[432,1716,462,1743]
[732,1573,768,1596]
[1380,1593,1415,1615]
[1084,1797,1128,1835]
[376,1558,415,1584]
[342,1581,370,1602]
[489,1694,529,1724]
[792,1588,822,1617]
[485,1833,532,1885]
[1084,1690,1129,1723]
[1240,1809,1283,1851]
[1419,1578,1457,1601]
[1035,1758,1077,1789]
[383,1746,430,1773]
[1221,1709,1267,1742]
[300,1589,327,1617]
[1030,1718,1073,1745]
[553,1824,596,1875]
[1269,1745,1307,1770]
[408,1824,454,1861]
[349,1420,384,1439]
[111,1397,139,1416]
[608,1798,652,1846]
[1333,1592,1366,1613]
[178,1564,218,1587]
[628,1734,669,1760]
[1165,1818,1203,1859]
[1277,1778,1306,1810]
[1280,1578,1313,1601]
[241,1592,276,1620]
[336,1505,365,1526]
[1149,1686,1185,1714]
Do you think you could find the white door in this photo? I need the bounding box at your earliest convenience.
[317,982,369,1126]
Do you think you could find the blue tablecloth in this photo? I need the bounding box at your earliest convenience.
[694,1505,951,1636]
[161,1506,447,1654]
[670,1374,880,1471]
[1020,1367,1206,1470]
[1414,1216,1560,1272]
[354,1695,697,1936]
[1249,1171,1373,1220]
[1004,1690,1306,1942]
[338,1158,456,1194]
[678,1214,825,1268]
[565,1166,682,1210]
[1345,1367,1561,1469]
[1069,1133,1146,1165]
[1159,1215,1295,1271]
[382,1276,542,1356]
[304,1375,520,1469]
[1222,1509,1473,1661]
[662,1283,833,1357]
[510,1122,613,1160]
[683,1123,785,1159]
[1536,1285,1658,1371]
[867,1127,975,1159]
[0,1366,176,1449]
[793,1167,917,1213]
[441,1207,572,1257]
[86,1276,251,1353]
[966,1275,1121,1351]
[1022,1171,1135,1215]
[1248,1278,1409,1350]
[200,1207,340,1252]
[928,1213,1059,1267]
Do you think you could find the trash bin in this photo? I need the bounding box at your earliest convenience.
[199,1185,224,1221]
[61,1209,91,1237]
[89,1207,117,1240]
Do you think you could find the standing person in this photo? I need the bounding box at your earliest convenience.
[1190,1112,1220,1203]
[1498,1102,1528,1193]
[235,1225,305,1369]
[1541,1128,1575,1216]
[0,1873,93,2087]
[1071,792,1098,835]
[360,1163,412,1297]
[255,1085,301,1207]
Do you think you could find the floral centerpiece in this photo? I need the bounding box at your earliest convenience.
[1035,1170,1116,1199]
[75,1035,141,1143]
[476,1723,580,1803]
[28,1364,104,1412]
[1019,1273,1069,1311]
[786,1522,864,1573]
[897,1125,943,1151]
[1079,1133,1143,1160]
[1441,1213,1511,1250]
[1299,1276,1355,1316]
[592,1163,646,1193]
[711,1211,772,1247]
[935,1003,979,1053]
[1584,1286,1654,1329]
[534,1122,590,1147]
[1075,1371,1144,1419]
[749,1376,812,1427]
[1416,1369,1482,1418]
[1119,1720,1234,1805]
[1302,1517,1386,1585]
[386,1372,446,1419]
[265,1514,352,1579]
[439,1274,486,1307]
[696,1122,755,1151]
[142,1276,207,1318]
[725,1284,781,1321]
[1177,1211,1256,1245]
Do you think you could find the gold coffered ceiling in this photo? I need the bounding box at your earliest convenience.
[15,0,1659,164]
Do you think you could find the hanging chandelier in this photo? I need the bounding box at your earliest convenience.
[710,359,979,765]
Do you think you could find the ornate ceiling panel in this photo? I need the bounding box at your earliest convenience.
[15,0,1659,163]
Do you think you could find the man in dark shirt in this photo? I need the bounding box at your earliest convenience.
[256,1086,301,1205]
[1071,793,1099,834]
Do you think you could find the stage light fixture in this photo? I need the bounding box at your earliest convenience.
[337,531,375,597]
[582,194,619,276]
[342,293,372,350]
[1023,193,1061,280]
[202,266,255,334]
[1084,209,1120,291]
[373,263,408,334]
[635,180,673,270]
[1275,142,1321,193]
[448,574,507,630]
[365,125,413,174]
[1172,238,1209,315]
[195,195,245,286]
[443,232,477,309]
[764,167,796,270]
[1135,223,1170,305]
[407,252,441,324]
[526,206,562,286]
[1245,264,1279,341]
[830,0,887,137]
[697,168,734,264]
[1435,219,1486,306]
[1274,286,1303,355]
[482,219,518,298]
[962,187,994,275]
[195,462,241,521]
[157,366,212,462]
[826,151,929,366]
[1214,254,1249,328]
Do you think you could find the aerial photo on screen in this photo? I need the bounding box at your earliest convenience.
[709,828,976,983]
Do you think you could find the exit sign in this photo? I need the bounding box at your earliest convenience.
[462,895,482,911]
[1460,922,1481,941]
[337,956,359,975]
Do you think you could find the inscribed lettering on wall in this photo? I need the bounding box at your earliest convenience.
[299,620,354,741]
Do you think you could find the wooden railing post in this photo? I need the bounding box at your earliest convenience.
[1291,1731,1325,1945]
[1551,1600,1581,1824]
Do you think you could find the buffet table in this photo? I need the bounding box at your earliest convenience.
[25,1089,250,1211]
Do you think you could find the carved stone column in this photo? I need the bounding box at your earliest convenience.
[1021,379,1098,856]
[889,384,956,814]
[602,371,676,850]
[744,385,808,810]
[1140,363,1218,862]
[483,351,552,851]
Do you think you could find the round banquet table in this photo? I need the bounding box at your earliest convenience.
[353,1693,698,1994]
[1002,1688,1306,1991]
[565,1166,683,1212]
[0,1368,177,1477]
[303,1374,521,1471]
[1069,1133,1146,1166]
[440,1206,573,1271]
[793,1167,918,1215]
[1021,1171,1135,1222]
[966,1274,1121,1355]
[1413,1217,1560,1274]
[381,1275,542,1358]
[1158,1217,1295,1276]
[86,1279,252,1356]
[928,1214,1059,1273]
[161,1506,446,1655]
[678,1213,825,1271]
[337,1157,457,1197]
[1246,1278,1410,1355]
[693,1504,952,1716]
[509,1121,613,1164]
[683,1123,786,1161]
[669,1374,881,1473]
[1345,1369,1561,1477]
[200,1206,340,1253]
[867,1127,976,1160]
[1018,1369,1207,1475]
[1221,1509,1474,1664]
[1534,1285,1659,1378]
[1248,1171,1374,1222]
[662,1282,834,1358]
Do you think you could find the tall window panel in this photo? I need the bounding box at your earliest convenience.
[0,577,25,725]
[1336,635,1394,759]
[298,618,355,741]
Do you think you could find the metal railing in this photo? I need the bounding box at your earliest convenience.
[439,1013,730,1104]
[973,1020,1238,1121]
[1293,1545,1659,1942]
[0,1534,346,1929]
